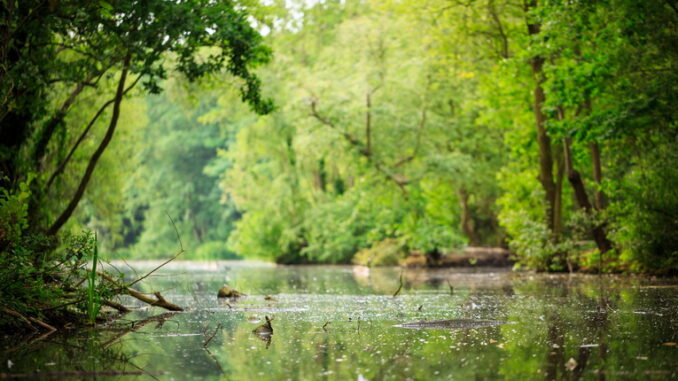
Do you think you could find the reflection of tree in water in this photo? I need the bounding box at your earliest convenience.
[499,276,678,380]
[1,313,177,378]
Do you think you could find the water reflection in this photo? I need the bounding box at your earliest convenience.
[1,263,676,380]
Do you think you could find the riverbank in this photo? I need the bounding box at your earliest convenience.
[405,247,514,268]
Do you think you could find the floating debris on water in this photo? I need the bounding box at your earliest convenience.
[218,285,245,298]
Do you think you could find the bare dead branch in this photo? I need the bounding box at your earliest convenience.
[103,300,130,313]
[203,323,222,347]
[98,272,184,312]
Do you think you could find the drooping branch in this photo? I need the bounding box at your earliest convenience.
[49,54,132,235]
[46,75,142,190]
[31,71,101,167]
[310,98,409,195]
[309,99,365,150]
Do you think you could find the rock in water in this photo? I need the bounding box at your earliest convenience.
[394,319,515,330]
[217,285,244,298]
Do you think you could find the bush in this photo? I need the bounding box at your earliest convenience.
[1,180,119,329]
[352,238,407,266]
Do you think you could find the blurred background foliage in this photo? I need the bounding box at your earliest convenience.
[8,0,674,273]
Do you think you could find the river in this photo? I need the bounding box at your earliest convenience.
[2,261,677,380]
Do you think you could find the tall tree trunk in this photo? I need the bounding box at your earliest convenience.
[459,188,480,246]
[589,141,607,210]
[48,54,131,235]
[525,0,557,234]
[563,138,612,254]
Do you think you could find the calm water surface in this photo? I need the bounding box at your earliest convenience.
[2,261,677,380]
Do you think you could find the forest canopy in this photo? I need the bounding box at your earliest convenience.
[102,0,675,272]
[1,0,677,285]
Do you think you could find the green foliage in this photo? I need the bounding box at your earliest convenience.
[0,181,113,327]
[352,238,406,267]
[193,241,240,261]
[3,0,676,277]
[86,233,101,324]
[203,0,506,264]
[0,180,57,323]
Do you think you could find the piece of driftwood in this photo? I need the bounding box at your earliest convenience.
[98,272,183,311]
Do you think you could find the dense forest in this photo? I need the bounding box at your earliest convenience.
[109,0,676,272]
[1,0,676,328]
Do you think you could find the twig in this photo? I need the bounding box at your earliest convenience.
[0,306,58,333]
[393,271,404,297]
[128,213,185,287]
[447,280,454,295]
[203,323,222,348]
[203,347,225,374]
[121,258,139,280]
[309,97,409,196]
[322,321,330,331]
